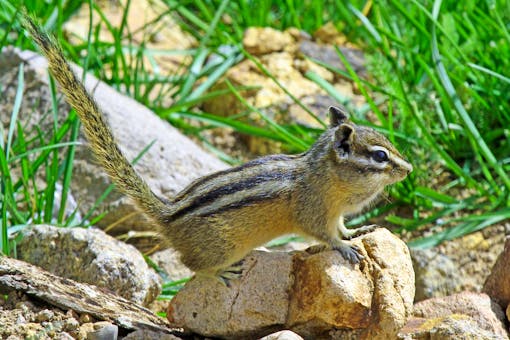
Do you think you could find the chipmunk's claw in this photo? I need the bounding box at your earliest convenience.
[332,243,364,264]
[306,243,364,264]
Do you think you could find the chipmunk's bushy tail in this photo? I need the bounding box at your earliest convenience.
[21,12,168,219]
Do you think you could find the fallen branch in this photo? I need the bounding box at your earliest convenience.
[0,256,177,334]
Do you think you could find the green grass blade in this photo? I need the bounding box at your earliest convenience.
[333,46,387,125]
[58,115,80,223]
[186,51,242,103]
[305,71,352,107]
[167,111,289,143]
[225,80,309,150]
[409,207,510,248]
[468,63,510,84]
[6,63,24,162]
[414,186,458,205]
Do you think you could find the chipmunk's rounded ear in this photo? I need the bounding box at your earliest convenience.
[329,106,349,127]
[334,124,355,157]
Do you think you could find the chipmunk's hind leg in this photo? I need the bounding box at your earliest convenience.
[196,259,246,287]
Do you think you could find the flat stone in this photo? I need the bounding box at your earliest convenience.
[399,314,506,340]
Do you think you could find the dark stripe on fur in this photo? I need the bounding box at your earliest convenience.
[197,191,282,217]
[168,170,295,222]
[173,154,298,201]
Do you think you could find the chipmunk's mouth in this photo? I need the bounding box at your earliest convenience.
[388,168,411,184]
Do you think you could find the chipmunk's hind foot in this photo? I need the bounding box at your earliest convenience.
[217,260,245,287]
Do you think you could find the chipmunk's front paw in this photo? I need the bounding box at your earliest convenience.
[332,243,364,264]
[306,242,364,264]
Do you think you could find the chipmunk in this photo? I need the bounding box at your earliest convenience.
[22,14,412,284]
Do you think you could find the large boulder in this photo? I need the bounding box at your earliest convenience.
[168,228,414,339]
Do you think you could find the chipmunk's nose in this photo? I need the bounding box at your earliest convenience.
[394,156,413,174]
[404,161,413,175]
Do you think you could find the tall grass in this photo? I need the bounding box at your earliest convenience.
[352,0,510,247]
[0,64,82,255]
[1,0,508,257]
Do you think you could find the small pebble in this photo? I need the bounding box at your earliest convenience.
[16,314,27,325]
[63,317,80,331]
[87,322,118,340]
[36,309,55,322]
[79,313,92,323]
[58,332,75,340]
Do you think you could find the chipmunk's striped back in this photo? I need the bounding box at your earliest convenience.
[167,154,302,222]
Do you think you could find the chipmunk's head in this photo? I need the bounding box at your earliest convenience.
[328,106,412,188]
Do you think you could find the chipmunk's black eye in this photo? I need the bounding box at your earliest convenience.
[372,150,389,163]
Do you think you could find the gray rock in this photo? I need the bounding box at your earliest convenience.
[299,40,365,76]
[86,322,118,340]
[411,226,505,303]
[149,248,193,282]
[411,248,461,302]
[16,224,161,306]
[123,329,183,340]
